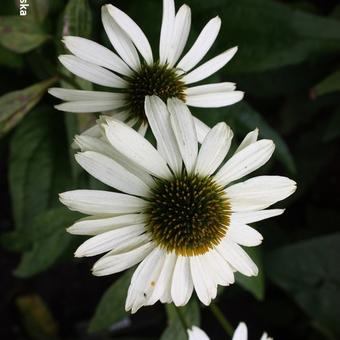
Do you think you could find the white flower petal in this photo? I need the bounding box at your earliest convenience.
[171,256,193,306]
[215,139,275,187]
[92,241,154,276]
[187,326,210,340]
[104,119,171,179]
[101,5,140,70]
[186,91,244,108]
[59,55,127,88]
[59,190,146,215]
[183,47,238,85]
[159,0,175,64]
[231,209,285,225]
[74,224,146,257]
[145,96,182,174]
[168,98,198,173]
[167,4,191,66]
[78,124,102,139]
[186,82,236,96]
[234,128,259,153]
[137,121,148,136]
[232,322,248,340]
[74,134,155,188]
[67,213,147,235]
[107,5,153,64]
[75,151,150,197]
[177,16,221,72]
[226,176,297,212]
[260,332,273,340]
[205,249,235,286]
[126,247,166,313]
[193,117,210,144]
[218,238,258,277]
[54,101,124,113]
[146,252,177,305]
[228,223,263,247]
[190,256,216,305]
[49,88,126,102]
[195,122,233,176]
[63,36,132,76]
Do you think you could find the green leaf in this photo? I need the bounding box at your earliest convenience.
[88,270,133,333]
[0,16,49,53]
[63,0,92,38]
[14,208,80,278]
[9,107,72,234]
[29,0,50,22]
[0,45,23,68]
[0,78,56,136]
[235,247,265,300]
[323,108,340,142]
[266,233,340,335]
[313,70,340,97]
[160,299,200,340]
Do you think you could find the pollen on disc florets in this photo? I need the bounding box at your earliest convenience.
[145,173,231,256]
[126,62,186,122]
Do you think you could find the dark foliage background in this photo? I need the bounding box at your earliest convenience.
[1,0,339,339]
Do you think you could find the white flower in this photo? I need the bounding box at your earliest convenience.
[60,96,296,313]
[49,0,243,137]
[187,323,273,340]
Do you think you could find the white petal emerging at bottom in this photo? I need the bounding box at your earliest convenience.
[232,322,248,340]
[125,247,166,313]
[187,326,210,340]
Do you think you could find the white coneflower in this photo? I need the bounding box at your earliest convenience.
[187,322,273,340]
[49,0,243,137]
[60,96,296,313]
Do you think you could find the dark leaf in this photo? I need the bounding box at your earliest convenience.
[313,70,340,97]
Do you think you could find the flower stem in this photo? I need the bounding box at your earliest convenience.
[174,305,189,331]
[209,303,234,337]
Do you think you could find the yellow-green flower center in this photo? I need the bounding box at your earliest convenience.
[145,173,231,256]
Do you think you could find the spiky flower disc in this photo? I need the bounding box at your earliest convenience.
[60,96,296,313]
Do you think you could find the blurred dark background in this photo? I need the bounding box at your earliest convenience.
[1,0,339,339]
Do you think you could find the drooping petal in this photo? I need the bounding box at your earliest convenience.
[63,36,132,75]
[125,247,166,313]
[159,0,175,64]
[218,238,258,276]
[228,223,263,247]
[215,139,275,187]
[67,213,147,235]
[101,5,140,70]
[104,119,172,179]
[187,326,210,340]
[59,190,147,215]
[107,5,153,64]
[177,16,221,72]
[92,241,154,276]
[167,4,191,66]
[75,151,150,196]
[54,101,124,113]
[74,224,146,257]
[171,256,193,306]
[183,47,238,85]
[186,91,244,108]
[195,122,233,176]
[190,256,216,305]
[146,251,177,305]
[226,176,297,212]
[234,128,259,153]
[145,96,182,173]
[168,98,198,173]
[59,55,127,88]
